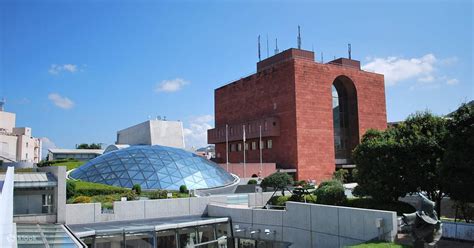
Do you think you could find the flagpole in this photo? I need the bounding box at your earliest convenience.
[226,124,229,172]
[243,124,246,178]
[259,125,262,177]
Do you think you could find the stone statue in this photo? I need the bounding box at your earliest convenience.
[402,193,442,248]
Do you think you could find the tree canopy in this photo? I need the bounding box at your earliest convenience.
[77,143,102,149]
[353,103,473,219]
[261,172,293,194]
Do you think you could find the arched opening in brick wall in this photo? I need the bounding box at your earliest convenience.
[332,75,359,165]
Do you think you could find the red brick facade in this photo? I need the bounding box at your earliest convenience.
[208,48,387,181]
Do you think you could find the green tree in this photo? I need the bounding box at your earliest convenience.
[77,143,102,149]
[179,185,188,194]
[353,129,409,202]
[261,172,293,195]
[353,111,448,217]
[132,184,142,195]
[442,103,474,221]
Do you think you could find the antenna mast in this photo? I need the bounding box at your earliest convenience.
[348,43,352,59]
[297,25,302,49]
[258,35,261,61]
[321,52,324,63]
[274,38,279,54]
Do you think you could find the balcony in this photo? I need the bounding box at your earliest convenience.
[208,117,280,144]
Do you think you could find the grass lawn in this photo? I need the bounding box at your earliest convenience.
[348,241,411,247]
[51,160,85,171]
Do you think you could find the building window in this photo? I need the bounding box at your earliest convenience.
[230,127,233,135]
[260,141,265,149]
[264,121,268,131]
[231,144,236,152]
[237,143,242,151]
[26,142,28,148]
[251,141,257,150]
[267,140,273,149]
[245,143,249,151]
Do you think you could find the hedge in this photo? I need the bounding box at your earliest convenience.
[73,180,130,196]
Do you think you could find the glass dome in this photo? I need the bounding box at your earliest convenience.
[70,145,235,190]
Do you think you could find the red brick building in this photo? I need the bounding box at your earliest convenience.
[208,48,387,181]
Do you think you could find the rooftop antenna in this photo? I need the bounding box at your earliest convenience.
[163,116,167,121]
[321,52,324,63]
[258,35,261,61]
[266,34,269,58]
[348,43,352,59]
[274,38,279,54]
[297,25,302,49]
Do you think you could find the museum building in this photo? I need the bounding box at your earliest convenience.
[207,48,387,181]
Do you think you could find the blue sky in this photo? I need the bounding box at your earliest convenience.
[1,0,472,153]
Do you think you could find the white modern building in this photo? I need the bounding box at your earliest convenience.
[116,119,185,149]
[0,102,42,163]
[47,148,104,161]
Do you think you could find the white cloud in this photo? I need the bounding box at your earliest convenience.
[362,54,437,86]
[446,78,459,85]
[48,93,74,109]
[40,137,57,159]
[183,115,214,149]
[49,64,79,75]
[154,78,189,93]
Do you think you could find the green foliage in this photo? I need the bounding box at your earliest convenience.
[344,198,416,216]
[289,193,317,204]
[122,190,137,201]
[354,111,451,217]
[37,159,84,170]
[132,184,142,195]
[442,103,474,204]
[347,241,411,248]
[261,172,293,193]
[332,169,349,183]
[269,195,291,206]
[77,143,102,149]
[179,185,188,194]
[73,195,92,203]
[294,180,308,186]
[147,190,169,199]
[314,180,346,205]
[247,179,258,185]
[73,180,130,196]
[66,180,76,199]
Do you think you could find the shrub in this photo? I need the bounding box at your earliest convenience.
[132,184,142,195]
[314,180,347,205]
[247,179,258,185]
[332,169,348,183]
[73,195,92,204]
[122,191,137,201]
[269,195,291,206]
[74,181,130,196]
[261,172,293,194]
[294,180,308,186]
[179,185,188,194]
[289,193,317,204]
[66,180,76,199]
[148,190,169,199]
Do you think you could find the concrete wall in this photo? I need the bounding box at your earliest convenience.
[442,221,474,241]
[0,134,18,162]
[0,167,15,248]
[208,202,397,248]
[39,166,66,223]
[0,111,16,132]
[117,120,185,149]
[65,196,227,225]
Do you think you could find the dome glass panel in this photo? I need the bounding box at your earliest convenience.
[70,145,235,190]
